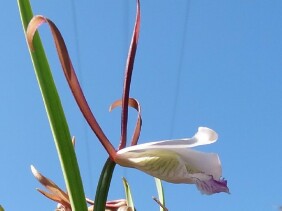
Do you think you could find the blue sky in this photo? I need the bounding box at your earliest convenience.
[1,0,282,210]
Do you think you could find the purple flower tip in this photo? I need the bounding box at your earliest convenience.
[194,177,230,195]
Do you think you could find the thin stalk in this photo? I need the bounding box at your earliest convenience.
[120,0,141,149]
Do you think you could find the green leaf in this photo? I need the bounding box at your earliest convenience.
[94,158,116,211]
[0,205,4,211]
[155,178,166,211]
[122,177,135,210]
[18,1,87,210]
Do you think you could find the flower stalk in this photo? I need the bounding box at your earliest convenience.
[26,15,116,160]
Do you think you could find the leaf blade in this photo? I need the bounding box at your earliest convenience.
[122,177,135,210]
[155,178,167,211]
[18,1,87,210]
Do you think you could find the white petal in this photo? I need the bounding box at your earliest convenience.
[116,147,222,183]
[117,127,218,154]
[170,148,222,180]
[193,127,218,146]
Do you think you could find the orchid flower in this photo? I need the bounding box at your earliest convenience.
[25,0,229,198]
[115,127,229,195]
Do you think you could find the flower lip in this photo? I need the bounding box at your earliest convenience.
[193,176,230,195]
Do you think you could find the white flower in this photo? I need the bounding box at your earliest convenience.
[115,127,229,195]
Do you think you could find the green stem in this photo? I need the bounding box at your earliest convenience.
[94,158,116,211]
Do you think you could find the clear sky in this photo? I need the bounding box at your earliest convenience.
[1,0,282,210]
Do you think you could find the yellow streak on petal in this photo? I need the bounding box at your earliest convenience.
[116,149,202,183]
